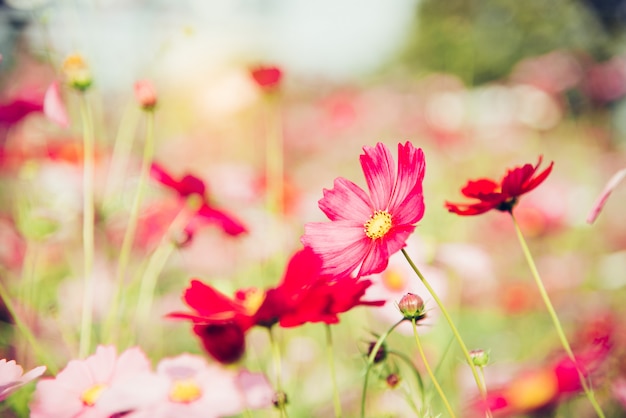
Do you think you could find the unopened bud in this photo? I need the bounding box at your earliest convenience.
[469,349,490,367]
[250,65,282,91]
[134,80,157,110]
[367,341,387,364]
[386,373,400,388]
[398,293,426,320]
[62,53,92,91]
[272,391,288,409]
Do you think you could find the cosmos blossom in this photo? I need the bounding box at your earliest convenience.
[168,248,383,363]
[150,162,247,242]
[114,354,273,418]
[302,142,426,278]
[472,344,609,417]
[0,359,46,402]
[30,345,152,418]
[445,156,553,216]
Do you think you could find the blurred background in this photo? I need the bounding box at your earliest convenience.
[1,0,626,417]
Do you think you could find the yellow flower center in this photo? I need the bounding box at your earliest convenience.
[364,210,392,239]
[241,288,266,316]
[81,383,107,406]
[507,369,558,410]
[169,378,202,403]
[381,269,406,292]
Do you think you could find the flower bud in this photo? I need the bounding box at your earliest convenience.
[398,293,425,320]
[272,391,288,409]
[134,79,157,110]
[250,65,282,91]
[367,341,387,364]
[469,349,490,367]
[386,373,400,388]
[62,53,92,91]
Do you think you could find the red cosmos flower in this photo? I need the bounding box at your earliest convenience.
[168,248,383,363]
[445,156,554,216]
[150,163,247,243]
[0,90,44,126]
[472,345,609,416]
[249,65,282,90]
[302,142,426,278]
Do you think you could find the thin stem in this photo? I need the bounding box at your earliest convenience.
[133,207,189,337]
[388,350,425,407]
[360,319,404,418]
[401,249,489,409]
[411,318,456,418]
[325,324,342,418]
[510,214,605,418]
[78,92,96,359]
[264,95,284,215]
[0,281,57,373]
[105,110,155,344]
[268,327,288,418]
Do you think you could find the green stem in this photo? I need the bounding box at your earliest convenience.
[0,281,57,373]
[360,319,403,418]
[401,250,488,404]
[268,327,289,418]
[104,110,155,344]
[388,350,425,407]
[132,208,189,339]
[78,92,96,359]
[325,324,342,418]
[411,318,456,418]
[510,214,605,418]
[103,102,140,208]
[264,95,284,215]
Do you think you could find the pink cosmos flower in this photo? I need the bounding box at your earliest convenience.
[43,81,70,128]
[117,354,273,418]
[30,345,152,418]
[587,168,626,224]
[0,359,46,402]
[302,142,425,278]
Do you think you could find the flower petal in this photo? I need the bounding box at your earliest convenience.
[302,221,370,277]
[318,177,372,221]
[360,143,395,210]
[387,143,425,224]
[587,168,626,224]
[43,82,69,128]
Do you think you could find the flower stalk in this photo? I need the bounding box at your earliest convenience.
[105,108,155,344]
[411,317,456,418]
[360,319,403,418]
[325,324,342,418]
[78,92,96,359]
[511,214,605,418]
[401,249,490,413]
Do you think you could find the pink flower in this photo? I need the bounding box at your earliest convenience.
[587,168,626,224]
[302,142,425,278]
[0,359,46,402]
[122,354,273,418]
[30,345,152,418]
[43,82,70,128]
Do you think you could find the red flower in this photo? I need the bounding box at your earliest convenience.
[445,156,553,215]
[472,345,609,416]
[150,162,247,242]
[249,65,282,90]
[0,91,44,125]
[168,248,383,363]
